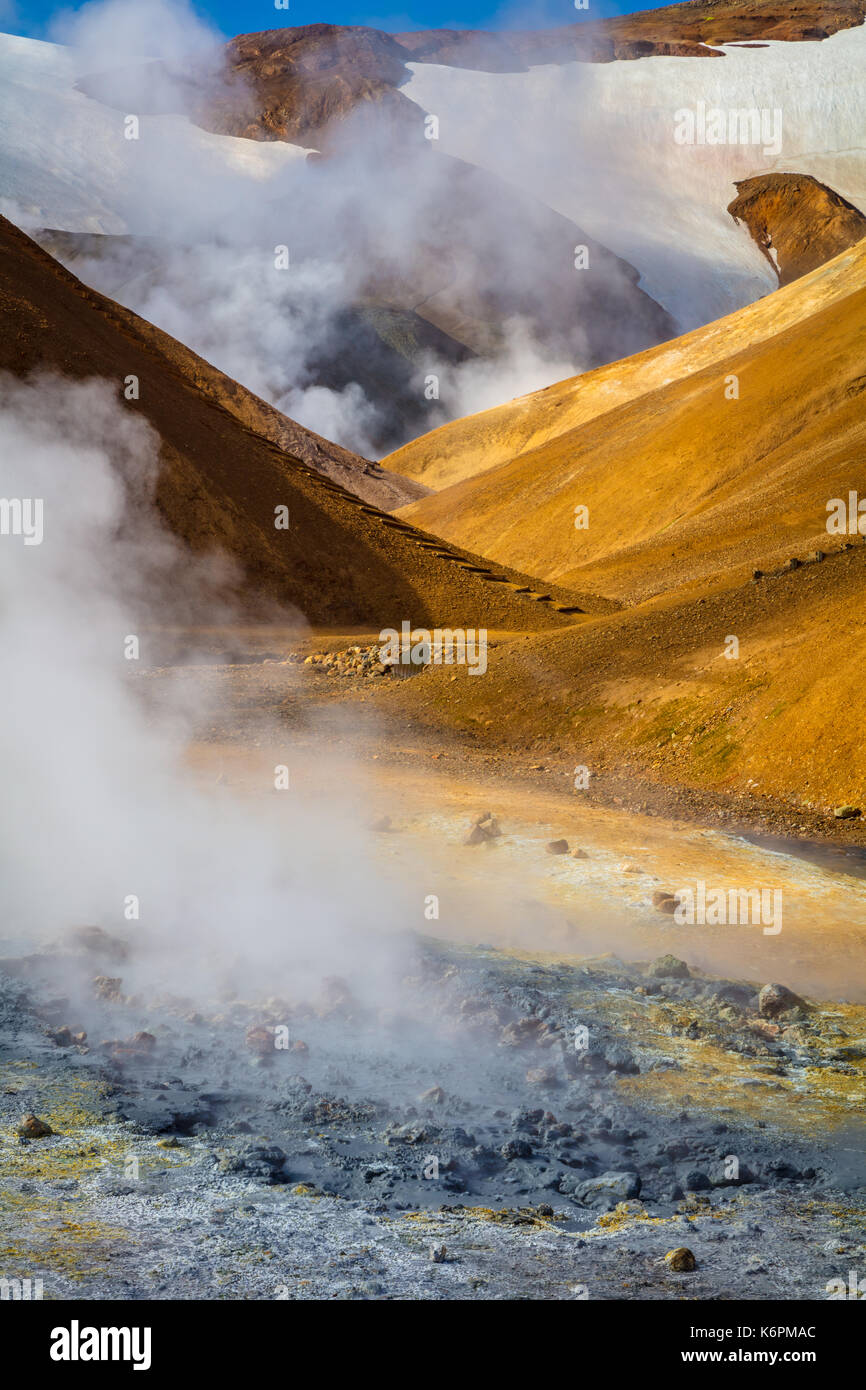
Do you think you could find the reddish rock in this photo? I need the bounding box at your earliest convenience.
[245,1024,274,1056]
[758,982,807,1018]
[100,1031,157,1062]
[728,173,866,286]
[17,1113,54,1139]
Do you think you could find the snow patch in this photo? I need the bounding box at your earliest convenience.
[404,27,866,328]
[0,32,308,234]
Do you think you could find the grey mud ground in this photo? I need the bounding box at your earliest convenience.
[1,933,864,1300]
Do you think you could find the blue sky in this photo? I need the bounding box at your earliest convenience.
[6,0,658,43]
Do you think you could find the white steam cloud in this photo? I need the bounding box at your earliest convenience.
[0,373,413,1003]
[50,0,220,66]
[25,0,596,458]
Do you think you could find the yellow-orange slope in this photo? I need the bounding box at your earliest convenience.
[394,240,866,604]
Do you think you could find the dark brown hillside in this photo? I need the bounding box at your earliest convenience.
[0,215,597,629]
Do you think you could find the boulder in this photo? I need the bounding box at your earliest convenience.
[465,811,502,846]
[17,1113,54,1139]
[647,954,690,980]
[665,1247,696,1271]
[575,1170,641,1203]
[758,982,807,1018]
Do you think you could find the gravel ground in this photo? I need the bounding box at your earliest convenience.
[1,932,864,1300]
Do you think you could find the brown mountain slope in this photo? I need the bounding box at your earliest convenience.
[395,0,866,68]
[727,174,866,286]
[28,229,427,512]
[387,235,866,492]
[0,215,599,628]
[379,535,866,814]
[394,238,866,605]
[556,0,866,54]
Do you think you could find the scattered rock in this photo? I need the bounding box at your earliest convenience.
[418,1085,446,1105]
[233,1143,289,1184]
[665,1246,696,1272]
[575,1171,641,1203]
[750,1019,782,1040]
[647,955,691,980]
[833,805,861,820]
[501,1137,533,1160]
[17,1113,54,1139]
[245,1025,274,1056]
[465,811,502,846]
[681,1168,710,1191]
[707,1159,755,1188]
[652,891,680,915]
[758,983,807,1018]
[430,1244,447,1262]
[571,848,589,859]
[318,976,360,1018]
[304,644,391,679]
[603,1044,639,1074]
[525,1065,559,1086]
[100,1031,156,1061]
[546,839,569,855]
[92,976,123,1002]
[499,1016,545,1048]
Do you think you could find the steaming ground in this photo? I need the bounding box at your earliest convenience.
[2,621,865,1299]
[1,5,865,1300]
[2,933,864,1300]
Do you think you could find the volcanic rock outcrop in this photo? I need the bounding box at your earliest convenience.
[727,173,866,285]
